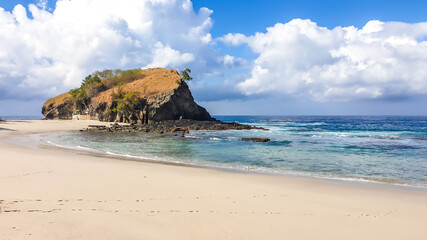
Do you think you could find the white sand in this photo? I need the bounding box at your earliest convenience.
[0,120,426,240]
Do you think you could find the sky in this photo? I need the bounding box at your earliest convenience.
[1,0,427,116]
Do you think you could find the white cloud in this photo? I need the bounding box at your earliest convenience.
[221,19,427,101]
[219,33,247,46]
[4,1,427,106]
[0,0,224,100]
[36,0,48,10]
[145,42,194,68]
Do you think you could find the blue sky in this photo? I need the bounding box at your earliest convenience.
[193,0,427,35]
[192,0,427,63]
[1,0,427,116]
[5,1,427,29]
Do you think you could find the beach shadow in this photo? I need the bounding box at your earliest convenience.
[0,127,15,131]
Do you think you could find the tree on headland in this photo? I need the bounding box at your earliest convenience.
[69,74,104,111]
[69,86,88,111]
[81,74,100,86]
[68,69,144,113]
[110,88,143,123]
[180,68,193,81]
[111,89,140,115]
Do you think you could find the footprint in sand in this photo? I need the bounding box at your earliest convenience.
[27,210,41,212]
[5,210,20,213]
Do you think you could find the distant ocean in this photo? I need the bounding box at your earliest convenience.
[1,116,42,120]
[43,116,427,188]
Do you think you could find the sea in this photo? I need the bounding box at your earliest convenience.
[1,116,42,120]
[39,116,427,188]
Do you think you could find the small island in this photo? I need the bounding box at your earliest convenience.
[42,68,266,133]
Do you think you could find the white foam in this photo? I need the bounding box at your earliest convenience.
[106,151,120,156]
[77,145,92,150]
[46,140,69,149]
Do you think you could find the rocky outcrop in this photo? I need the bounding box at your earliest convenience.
[242,138,271,143]
[81,119,266,134]
[42,68,213,123]
[42,93,74,120]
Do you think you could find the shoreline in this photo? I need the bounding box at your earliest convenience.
[3,119,427,192]
[32,126,427,192]
[1,120,427,239]
[41,135,427,192]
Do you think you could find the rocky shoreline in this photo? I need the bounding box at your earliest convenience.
[80,119,267,134]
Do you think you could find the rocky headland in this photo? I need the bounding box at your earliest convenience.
[42,68,267,133]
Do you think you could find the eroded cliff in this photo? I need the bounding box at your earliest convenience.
[42,68,212,123]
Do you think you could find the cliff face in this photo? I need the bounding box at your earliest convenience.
[42,92,74,120]
[42,68,212,123]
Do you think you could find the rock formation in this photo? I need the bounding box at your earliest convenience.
[42,92,74,120]
[42,68,213,123]
[241,137,271,143]
[82,120,266,134]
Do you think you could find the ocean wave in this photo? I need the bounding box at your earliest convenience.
[77,145,93,150]
[271,121,328,126]
[46,140,71,149]
[344,144,419,151]
[268,140,292,146]
[210,137,222,141]
[105,150,183,164]
[376,135,400,140]
[46,140,103,153]
[295,132,403,141]
[184,135,198,139]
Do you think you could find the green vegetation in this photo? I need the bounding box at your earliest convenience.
[98,69,145,89]
[81,74,101,86]
[69,84,88,111]
[68,69,144,111]
[69,74,105,110]
[111,89,141,114]
[180,68,193,81]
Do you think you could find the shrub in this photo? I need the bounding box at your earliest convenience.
[81,74,101,87]
[102,69,145,89]
[67,69,145,113]
[84,82,107,98]
[180,68,192,81]
[111,89,141,114]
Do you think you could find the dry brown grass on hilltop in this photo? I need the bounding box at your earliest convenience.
[42,68,183,109]
[42,92,72,108]
[93,68,182,103]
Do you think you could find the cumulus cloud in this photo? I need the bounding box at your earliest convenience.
[221,19,427,101]
[0,0,235,100]
[36,0,48,10]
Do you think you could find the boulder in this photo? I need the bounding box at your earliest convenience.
[241,137,271,143]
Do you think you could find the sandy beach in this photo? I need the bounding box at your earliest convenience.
[0,120,426,240]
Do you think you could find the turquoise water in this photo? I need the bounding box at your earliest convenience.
[44,116,427,187]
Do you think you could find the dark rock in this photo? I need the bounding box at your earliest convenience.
[171,127,182,132]
[41,93,74,120]
[81,119,267,134]
[241,137,271,143]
